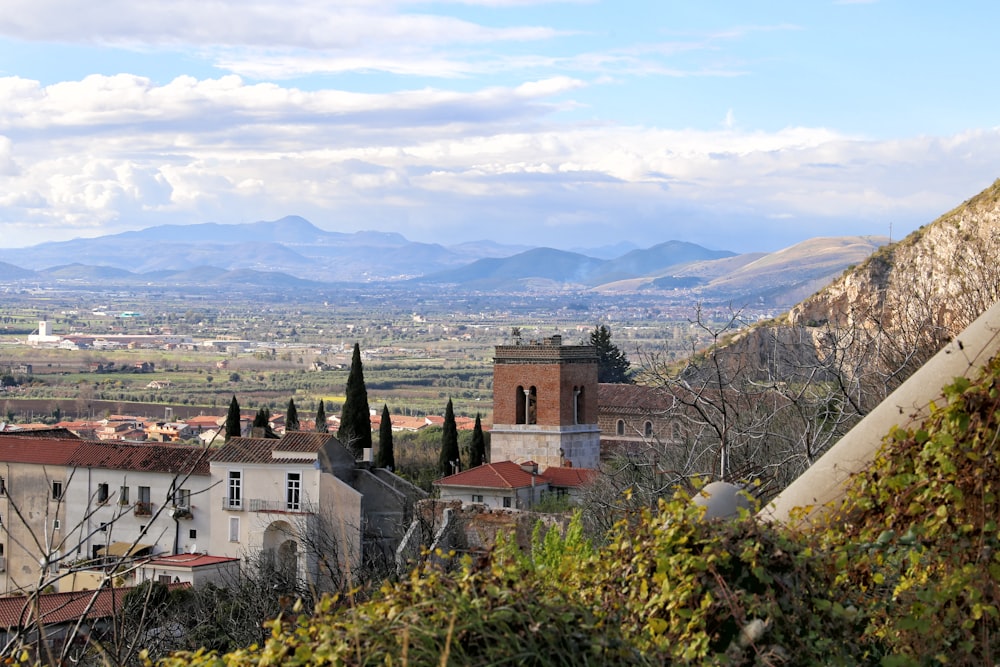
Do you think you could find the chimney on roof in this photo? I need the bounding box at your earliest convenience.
[520,461,538,474]
[545,335,562,346]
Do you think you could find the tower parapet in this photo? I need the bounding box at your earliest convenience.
[491,335,600,469]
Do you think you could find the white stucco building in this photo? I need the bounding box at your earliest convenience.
[209,432,426,592]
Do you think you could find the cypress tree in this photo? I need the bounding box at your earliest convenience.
[252,407,277,438]
[469,412,486,468]
[439,398,461,477]
[285,398,300,432]
[315,401,328,433]
[224,395,241,442]
[338,342,372,456]
[376,404,395,471]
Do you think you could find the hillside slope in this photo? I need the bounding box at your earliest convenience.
[790,180,1000,333]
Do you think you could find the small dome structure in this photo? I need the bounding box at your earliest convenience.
[693,481,754,520]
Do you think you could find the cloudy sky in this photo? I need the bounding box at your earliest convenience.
[1,1,998,253]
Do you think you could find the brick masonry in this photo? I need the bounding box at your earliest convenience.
[491,336,600,469]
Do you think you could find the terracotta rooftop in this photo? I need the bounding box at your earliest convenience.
[0,435,82,465]
[183,415,224,427]
[211,432,340,464]
[541,466,599,488]
[0,426,81,439]
[0,583,190,628]
[434,461,546,490]
[67,441,211,476]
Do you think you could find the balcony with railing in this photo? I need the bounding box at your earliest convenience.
[247,498,318,514]
[221,497,243,511]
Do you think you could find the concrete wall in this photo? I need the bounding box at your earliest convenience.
[489,424,601,469]
[436,482,545,511]
[0,462,68,594]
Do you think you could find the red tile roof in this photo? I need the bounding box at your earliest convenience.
[434,461,545,490]
[0,583,189,628]
[211,432,339,464]
[0,435,82,465]
[0,426,80,439]
[68,441,211,476]
[182,415,224,428]
[541,466,599,488]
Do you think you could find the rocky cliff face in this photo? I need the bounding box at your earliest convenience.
[789,179,1000,337]
[695,179,1000,413]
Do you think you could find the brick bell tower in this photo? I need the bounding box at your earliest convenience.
[490,335,601,470]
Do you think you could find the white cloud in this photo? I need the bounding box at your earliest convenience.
[0,69,997,251]
[0,1,558,49]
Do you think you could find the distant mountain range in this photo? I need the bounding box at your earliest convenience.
[0,216,888,306]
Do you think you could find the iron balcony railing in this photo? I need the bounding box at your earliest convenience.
[247,498,318,514]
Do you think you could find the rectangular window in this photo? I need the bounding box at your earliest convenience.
[173,488,191,508]
[0,476,5,495]
[52,481,63,500]
[502,496,512,508]
[136,486,151,514]
[227,471,242,509]
[286,472,301,511]
[471,494,484,503]
[119,486,130,505]
[228,516,240,542]
[99,522,108,532]
[158,574,172,585]
[97,483,109,504]
[53,519,61,530]
[189,529,197,539]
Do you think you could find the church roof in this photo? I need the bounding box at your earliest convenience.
[434,461,545,490]
[434,461,598,490]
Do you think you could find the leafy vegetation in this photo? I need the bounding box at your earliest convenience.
[147,354,1000,666]
[589,324,632,383]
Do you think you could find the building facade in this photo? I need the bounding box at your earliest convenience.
[489,335,601,469]
[209,432,426,593]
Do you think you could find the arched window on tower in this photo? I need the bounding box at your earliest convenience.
[644,421,653,438]
[616,419,625,436]
[515,385,526,424]
[527,386,537,424]
[574,386,584,424]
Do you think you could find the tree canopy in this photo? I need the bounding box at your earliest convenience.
[439,398,461,476]
[315,401,328,433]
[468,412,486,468]
[224,395,241,441]
[376,404,395,470]
[589,325,632,383]
[252,406,278,438]
[285,398,300,432]
[338,342,372,456]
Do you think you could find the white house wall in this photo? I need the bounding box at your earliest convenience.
[63,467,213,563]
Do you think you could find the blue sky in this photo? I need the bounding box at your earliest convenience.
[0,1,998,253]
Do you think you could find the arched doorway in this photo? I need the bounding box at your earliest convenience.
[263,520,299,588]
